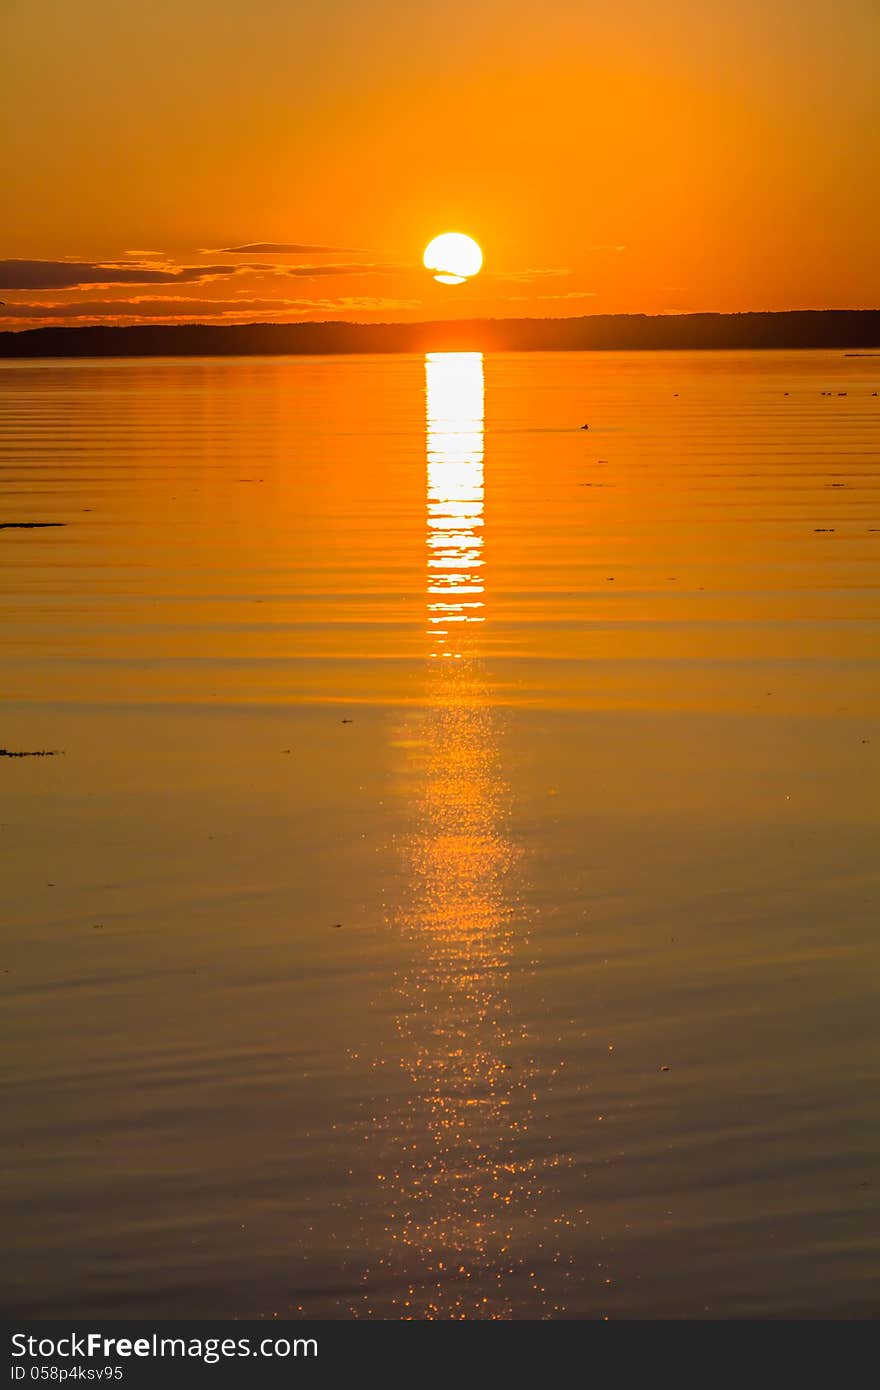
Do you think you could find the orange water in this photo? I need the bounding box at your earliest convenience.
[2,350,879,1317]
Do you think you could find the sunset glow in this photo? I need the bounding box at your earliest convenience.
[2,1,878,331]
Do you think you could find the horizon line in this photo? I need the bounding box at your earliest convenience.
[2,308,879,358]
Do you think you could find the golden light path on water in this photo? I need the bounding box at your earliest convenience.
[360,355,565,1318]
[426,352,486,659]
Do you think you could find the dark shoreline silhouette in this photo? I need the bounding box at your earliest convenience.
[0,310,878,357]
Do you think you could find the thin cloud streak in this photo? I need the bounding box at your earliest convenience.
[507,289,598,302]
[266,263,407,278]
[536,290,599,300]
[215,243,356,255]
[493,267,573,283]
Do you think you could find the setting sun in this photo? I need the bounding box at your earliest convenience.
[423,232,483,286]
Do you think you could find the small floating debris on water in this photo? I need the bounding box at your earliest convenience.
[331,922,343,930]
[660,1066,670,1073]
[814,527,835,533]
[0,748,61,757]
[0,522,66,530]
[580,423,590,430]
[341,718,353,724]
[91,924,104,931]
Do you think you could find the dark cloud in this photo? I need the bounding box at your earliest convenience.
[0,298,314,319]
[217,243,355,255]
[0,257,404,290]
[0,260,243,289]
[1,295,420,320]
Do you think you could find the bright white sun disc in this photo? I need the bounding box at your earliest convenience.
[423,232,483,284]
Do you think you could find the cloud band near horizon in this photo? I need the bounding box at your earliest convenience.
[0,258,407,291]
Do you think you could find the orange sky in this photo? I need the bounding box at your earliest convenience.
[2,0,878,329]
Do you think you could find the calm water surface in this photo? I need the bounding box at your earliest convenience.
[2,350,879,1318]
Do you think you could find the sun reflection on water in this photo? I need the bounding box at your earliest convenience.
[426,352,485,660]
[359,354,560,1319]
